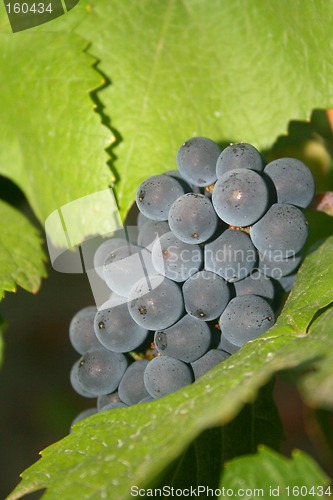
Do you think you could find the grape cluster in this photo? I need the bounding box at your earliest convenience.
[69,138,315,424]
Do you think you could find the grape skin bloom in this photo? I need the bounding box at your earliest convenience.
[212,168,269,227]
[234,270,275,301]
[118,360,150,405]
[94,294,148,353]
[176,136,221,187]
[264,158,315,208]
[144,355,194,398]
[136,174,185,221]
[154,314,212,363]
[191,349,230,380]
[77,349,129,396]
[151,231,202,282]
[128,275,184,330]
[250,203,308,258]
[205,228,257,282]
[182,270,230,320]
[69,306,102,355]
[103,245,157,297]
[216,143,264,178]
[219,295,275,347]
[168,193,218,244]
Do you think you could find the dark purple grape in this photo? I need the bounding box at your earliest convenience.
[144,355,194,398]
[176,137,221,187]
[264,158,315,208]
[216,143,264,177]
[212,168,269,227]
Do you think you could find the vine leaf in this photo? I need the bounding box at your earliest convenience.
[268,236,333,335]
[0,26,113,247]
[220,446,330,495]
[48,0,333,217]
[8,237,333,499]
[294,305,333,409]
[0,201,46,301]
[0,14,114,298]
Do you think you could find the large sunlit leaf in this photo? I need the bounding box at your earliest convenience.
[0,27,113,247]
[44,0,333,217]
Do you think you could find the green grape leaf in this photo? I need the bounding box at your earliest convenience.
[293,305,333,410]
[0,201,46,301]
[268,236,333,335]
[45,0,333,217]
[8,237,333,500]
[220,446,330,497]
[0,28,113,247]
[1,1,332,253]
[154,383,283,491]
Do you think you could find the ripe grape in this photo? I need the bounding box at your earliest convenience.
[264,158,315,208]
[70,360,96,398]
[205,228,257,282]
[69,306,102,355]
[138,395,156,404]
[100,402,128,412]
[176,136,221,187]
[276,273,297,293]
[219,295,275,347]
[250,203,308,258]
[103,245,157,297]
[94,294,148,353]
[154,314,212,363]
[137,211,150,228]
[97,391,122,411]
[234,270,275,301]
[93,238,131,279]
[118,360,150,405]
[258,250,302,279]
[77,349,128,396]
[191,349,230,379]
[216,143,264,177]
[164,169,192,192]
[137,220,170,248]
[144,355,194,398]
[217,335,240,354]
[212,168,269,226]
[151,231,202,282]
[168,193,218,244]
[182,270,230,320]
[136,175,185,221]
[67,138,313,414]
[128,275,184,330]
[70,408,97,430]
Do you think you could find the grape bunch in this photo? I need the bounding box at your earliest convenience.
[69,138,315,425]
